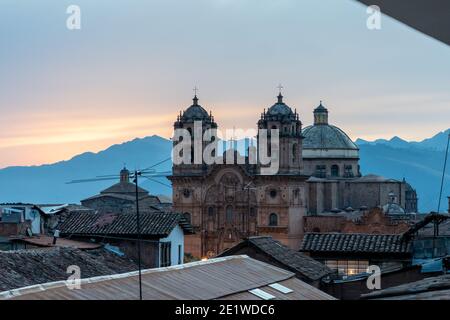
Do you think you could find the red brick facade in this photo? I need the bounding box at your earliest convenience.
[304,207,410,235]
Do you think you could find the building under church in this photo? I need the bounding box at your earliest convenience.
[169,93,418,259]
[81,167,164,213]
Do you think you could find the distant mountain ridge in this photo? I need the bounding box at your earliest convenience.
[0,129,449,213]
[356,129,450,151]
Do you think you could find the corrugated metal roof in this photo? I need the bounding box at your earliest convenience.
[0,255,335,300]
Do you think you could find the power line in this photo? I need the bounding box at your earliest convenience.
[437,133,450,213]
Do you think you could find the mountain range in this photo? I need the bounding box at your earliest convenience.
[0,130,448,213]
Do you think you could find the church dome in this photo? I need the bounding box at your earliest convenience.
[303,125,358,150]
[383,203,406,215]
[302,101,359,159]
[180,96,210,121]
[266,93,294,117]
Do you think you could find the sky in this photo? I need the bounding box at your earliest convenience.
[0,0,449,168]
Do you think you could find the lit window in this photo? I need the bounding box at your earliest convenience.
[249,288,275,300]
[325,260,369,276]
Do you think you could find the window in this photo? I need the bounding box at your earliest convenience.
[315,165,326,178]
[292,143,298,162]
[226,206,233,223]
[269,213,278,226]
[178,244,182,265]
[344,165,354,178]
[250,207,256,217]
[325,260,369,276]
[208,207,214,217]
[331,165,339,177]
[270,189,277,198]
[183,212,191,224]
[160,242,172,267]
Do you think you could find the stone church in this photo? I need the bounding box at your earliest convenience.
[169,93,418,259]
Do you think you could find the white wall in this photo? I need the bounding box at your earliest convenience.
[160,225,184,266]
[26,208,41,234]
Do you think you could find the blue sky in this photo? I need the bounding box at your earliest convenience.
[0,0,449,167]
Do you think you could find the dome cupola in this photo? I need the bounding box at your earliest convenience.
[180,95,210,122]
[265,93,295,119]
[302,102,359,159]
[313,101,328,125]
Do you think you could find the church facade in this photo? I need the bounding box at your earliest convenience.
[169,93,418,259]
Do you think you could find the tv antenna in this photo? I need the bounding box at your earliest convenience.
[66,157,172,300]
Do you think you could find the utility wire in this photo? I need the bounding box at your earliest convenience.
[437,133,450,213]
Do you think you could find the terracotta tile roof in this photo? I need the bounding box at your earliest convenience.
[14,236,102,250]
[300,233,411,254]
[0,247,139,292]
[58,211,193,237]
[219,236,333,281]
[100,181,149,195]
[1,255,335,300]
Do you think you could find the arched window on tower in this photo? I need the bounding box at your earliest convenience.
[183,212,191,224]
[208,207,214,217]
[226,206,233,223]
[315,165,326,178]
[331,165,339,177]
[292,143,298,162]
[269,213,278,226]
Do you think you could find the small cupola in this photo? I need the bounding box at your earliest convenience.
[313,101,328,125]
[120,167,130,183]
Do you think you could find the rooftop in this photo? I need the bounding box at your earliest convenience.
[219,236,333,281]
[58,211,193,237]
[11,235,102,250]
[302,124,358,151]
[362,274,450,300]
[300,233,411,255]
[0,247,138,292]
[0,255,335,300]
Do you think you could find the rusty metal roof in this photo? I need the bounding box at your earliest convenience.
[0,255,335,300]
